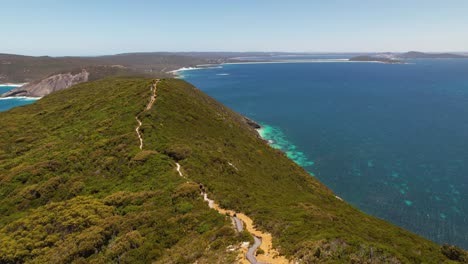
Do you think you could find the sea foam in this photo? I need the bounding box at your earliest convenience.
[0,83,28,87]
[0,96,41,101]
[257,123,314,169]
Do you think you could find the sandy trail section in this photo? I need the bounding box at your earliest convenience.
[177,163,289,264]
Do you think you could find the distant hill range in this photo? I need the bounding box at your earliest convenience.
[0,52,305,84]
[0,52,266,97]
[0,52,213,84]
[400,51,468,59]
[2,51,467,98]
[349,51,468,63]
[0,52,314,98]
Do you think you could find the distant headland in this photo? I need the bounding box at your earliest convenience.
[349,51,468,63]
[349,55,403,64]
[2,51,468,98]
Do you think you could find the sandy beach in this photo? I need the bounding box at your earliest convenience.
[167,66,222,77]
[168,58,386,78]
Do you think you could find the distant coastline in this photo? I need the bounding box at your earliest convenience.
[348,55,405,64]
[168,66,222,78]
[168,58,386,77]
[222,59,353,64]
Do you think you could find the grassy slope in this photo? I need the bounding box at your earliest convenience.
[0,77,465,263]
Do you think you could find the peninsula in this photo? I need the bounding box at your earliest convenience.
[0,77,465,263]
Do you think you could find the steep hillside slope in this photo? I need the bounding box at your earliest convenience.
[0,78,465,263]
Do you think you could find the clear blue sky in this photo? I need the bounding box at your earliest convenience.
[2,0,468,56]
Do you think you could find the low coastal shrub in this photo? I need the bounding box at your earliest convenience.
[163,144,192,161]
[0,77,465,263]
[0,78,240,263]
[441,244,467,261]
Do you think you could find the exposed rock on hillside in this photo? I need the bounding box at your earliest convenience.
[244,117,261,129]
[1,69,89,97]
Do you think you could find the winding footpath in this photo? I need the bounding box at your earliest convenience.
[177,163,288,264]
[135,80,289,264]
[135,118,143,150]
[135,79,159,150]
[247,237,262,264]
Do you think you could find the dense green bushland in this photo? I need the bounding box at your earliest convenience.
[0,77,466,263]
[0,78,240,263]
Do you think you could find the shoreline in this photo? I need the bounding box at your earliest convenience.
[223,59,350,65]
[168,59,401,77]
[167,67,200,74]
[167,66,222,78]
[246,118,316,170]
[223,59,410,65]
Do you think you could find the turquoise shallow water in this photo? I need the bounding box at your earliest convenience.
[257,124,314,168]
[181,58,468,249]
[0,86,39,112]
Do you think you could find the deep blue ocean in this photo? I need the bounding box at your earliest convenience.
[180,58,468,249]
[0,86,39,112]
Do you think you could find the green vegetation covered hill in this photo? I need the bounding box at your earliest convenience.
[0,52,301,84]
[0,54,96,83]
[0,53,206,83]
[0,78,466,263]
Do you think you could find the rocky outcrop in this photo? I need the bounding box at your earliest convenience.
[1,70,89,97]
[244,117,261,129]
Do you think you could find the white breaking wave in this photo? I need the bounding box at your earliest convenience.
[167,65,224,77]
[167,67,199,74]
[0,96,41,101]
[0,83,28,87]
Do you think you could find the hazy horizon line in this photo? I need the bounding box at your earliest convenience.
[3,50,468,58]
